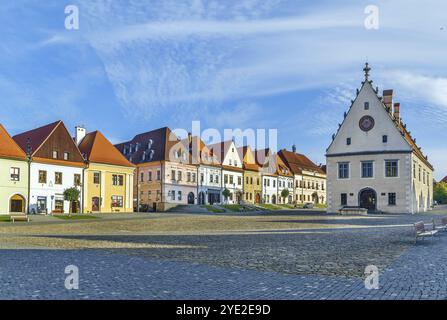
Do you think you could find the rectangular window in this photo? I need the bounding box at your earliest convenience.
[341,193,347,206]
[238,176,242,186]
[187,172,191,182]
[273,180,276,188]
[52,150,58,159]
[74,174,81,186]
[364,102,369,110]
[148,191,152,200]
[112,174,124,186]
[210,175,213,183]
[64,152,70,160]
[192,173,196,183]
[224,174,228,184]
[157,170,161,180]
[178,191,182,201]
[148,171,152,181]
[338,162,349,179]
[361,161,374,178]
[382,135,388,143]
[171,170,176,181]
[385,160,398,177]
[93,172,101,184]
[388,193,396,206]
[177,171,182,181]
[55,199,64,211]
[200,173,204,183]
[229,175,234,184]
[346,137,351,145]
[111,195,123,207]
[170,190,175,201]
[140,172,144,182]
[39,170,47,183]
[55,172,63,185]
[215,175,218,184]
[10,167,20,181]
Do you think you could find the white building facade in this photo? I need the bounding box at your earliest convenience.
[326,64,433,214]
[209,140,243,204]
[29,162,83,214]
[262,174,278,204]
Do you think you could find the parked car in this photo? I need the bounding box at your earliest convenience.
[303,203,314,209]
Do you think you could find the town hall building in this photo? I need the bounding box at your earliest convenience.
[326,64,434,214]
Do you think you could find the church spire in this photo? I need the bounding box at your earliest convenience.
[363,62,371,81]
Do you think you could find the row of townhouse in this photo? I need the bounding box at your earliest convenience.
[0,121,135,215]
[114,127,327,211]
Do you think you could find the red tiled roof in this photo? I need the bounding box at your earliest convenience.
[13,120,60,154]
[0,124,26,160]
[276,155,293,177]
[79,131,135,167]
[278,149,325,175]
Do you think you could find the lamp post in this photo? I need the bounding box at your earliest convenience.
[25,138,32,215]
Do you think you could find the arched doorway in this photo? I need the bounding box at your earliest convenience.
[359,188,377,212]
[10,194,26,213]
[92,197,100,212]
[272,195,277,204]
[255,193,261,204]
[187,192,195,204]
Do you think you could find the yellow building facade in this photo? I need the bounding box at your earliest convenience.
[78,130,135,213]
[239,146,262,204]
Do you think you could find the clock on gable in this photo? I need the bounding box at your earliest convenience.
[359,115,375,132]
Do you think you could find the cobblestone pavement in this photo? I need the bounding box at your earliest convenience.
[0,211,446,299]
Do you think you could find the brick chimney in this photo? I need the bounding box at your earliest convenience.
[383,89,393,115]
[393,103,400,124]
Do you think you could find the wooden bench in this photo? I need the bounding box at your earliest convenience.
[10,214,30,223]
[414,221,437,243]
[339,206,368,215]
[433,218,447,232]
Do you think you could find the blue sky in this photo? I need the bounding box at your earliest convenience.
[1,0,446,179]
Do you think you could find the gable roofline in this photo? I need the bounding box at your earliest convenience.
[325,65,433,170]
[79,130,135,168]
[0,124,27,160]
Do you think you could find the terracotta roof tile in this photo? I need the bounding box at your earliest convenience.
[79,131,135,167]
[0,124,26,160]
[278,149,325,175]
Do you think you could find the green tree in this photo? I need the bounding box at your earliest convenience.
[281,189,290,202]
[222,188,231,203]
[434,182,447,204]
[63,187,81,216]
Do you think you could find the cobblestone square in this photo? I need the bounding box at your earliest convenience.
[0,207,446,299]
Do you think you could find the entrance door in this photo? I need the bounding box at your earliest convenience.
[187,192,195,204]
[37,197,47,214]
[272,195,277,204]
[255,193,261,204]
[92,197,100,211]
[359,188,377,212]
[10,194,25,213]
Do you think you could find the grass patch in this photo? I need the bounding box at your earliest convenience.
[221,205,249,212]
[201,205,225,213]
[0,216,11,222]
[257,203,282,211]
[53,215,99,220]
